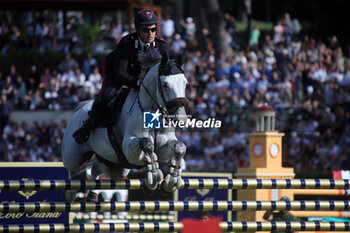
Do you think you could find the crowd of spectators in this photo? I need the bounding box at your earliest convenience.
[0,10,349,174]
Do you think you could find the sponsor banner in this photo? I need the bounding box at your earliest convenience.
[0,162,70,224]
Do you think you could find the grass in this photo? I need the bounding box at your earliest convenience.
[232,20,274,48]
[236,20,274,32]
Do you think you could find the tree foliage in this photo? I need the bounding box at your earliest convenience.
[77,23,102,46]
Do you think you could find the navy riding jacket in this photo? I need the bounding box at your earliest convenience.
[101,32,169,99]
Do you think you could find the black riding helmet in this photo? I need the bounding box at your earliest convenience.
[134,9,157,28]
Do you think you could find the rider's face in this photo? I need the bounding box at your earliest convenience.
[138,24,156,43]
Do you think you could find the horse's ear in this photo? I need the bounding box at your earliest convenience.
[176,51,187,67]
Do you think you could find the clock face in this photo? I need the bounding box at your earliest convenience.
[253,143,263,157]
[269,143,279,158]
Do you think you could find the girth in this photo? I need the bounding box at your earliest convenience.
[107,127,144,169]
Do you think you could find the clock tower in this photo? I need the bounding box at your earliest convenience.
[235,104,295,222]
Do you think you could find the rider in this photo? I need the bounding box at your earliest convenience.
[73,9,169,144]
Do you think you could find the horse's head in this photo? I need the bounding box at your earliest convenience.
[138,49,189,123]
[157,61,189,122]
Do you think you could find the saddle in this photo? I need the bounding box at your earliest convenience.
[102,87,130,127]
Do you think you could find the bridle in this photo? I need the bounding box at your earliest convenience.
[134,65,189,152]
[138,71,189,117]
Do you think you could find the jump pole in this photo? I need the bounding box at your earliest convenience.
[0,222,349,232]
[0,179,348,191]
[0,200,349,213]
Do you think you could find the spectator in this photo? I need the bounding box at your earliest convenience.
[88,67,102,90]
[82,78,97,99]
[279,77,293,107]
[58,53,79,73]
[292,18,301,41]
[0,72,4,94]
[29,89,45,110]
[273,20,284,45]
[216,75,230,90]
[40,68,52,89]
[249,25,260,47]
[3,76,15,100]
[13,75,27,108]
[283,13,293,45]
[184,17,196,40]
[241,73,256,95]
[64,17,79,52]
[0,95,12,134]
[171,34,186,57]
[257,73,269,94]
[75,68,86,87]
[160,14,175,39]
[28,65,40,83]
[41,23,55,52]
[268,71,281,96]
[8,65,18,82]
[263,196,299,233]
[25,79,37,100]
[82,52,98,77]
[224,13,237,49]
[328,139,339,161]
[215,96,229,122]
[109,20,123,41]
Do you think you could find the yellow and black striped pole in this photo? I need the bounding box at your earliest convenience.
[0,221,349,232]
[0,178,349,191]
[0,200,349,213]
[292,211,350,218]
[73,213,174,221]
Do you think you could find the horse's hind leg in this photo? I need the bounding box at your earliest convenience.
[158,140,186,195]
[63,169,88,202]
[62,152,94,201]
[82,155,131,202]
[139,138,163,194]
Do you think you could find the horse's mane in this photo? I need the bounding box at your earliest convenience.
[137,48,185,76]
[137,48,162,71]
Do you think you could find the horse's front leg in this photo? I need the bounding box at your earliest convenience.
[123,136,163,194]
[139,138,163,193]
[157,139,186,195]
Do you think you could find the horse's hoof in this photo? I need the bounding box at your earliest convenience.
[74,196,85,202]
[111,192,121,202]
[98,192,107,202]
[160,180,175,197]
[86,191,98,202]
[141,184,156,196]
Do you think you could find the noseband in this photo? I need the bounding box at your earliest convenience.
[157,75,189,111]
[165,97,189,110]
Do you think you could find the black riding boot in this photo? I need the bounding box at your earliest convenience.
[73,97,107,144]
